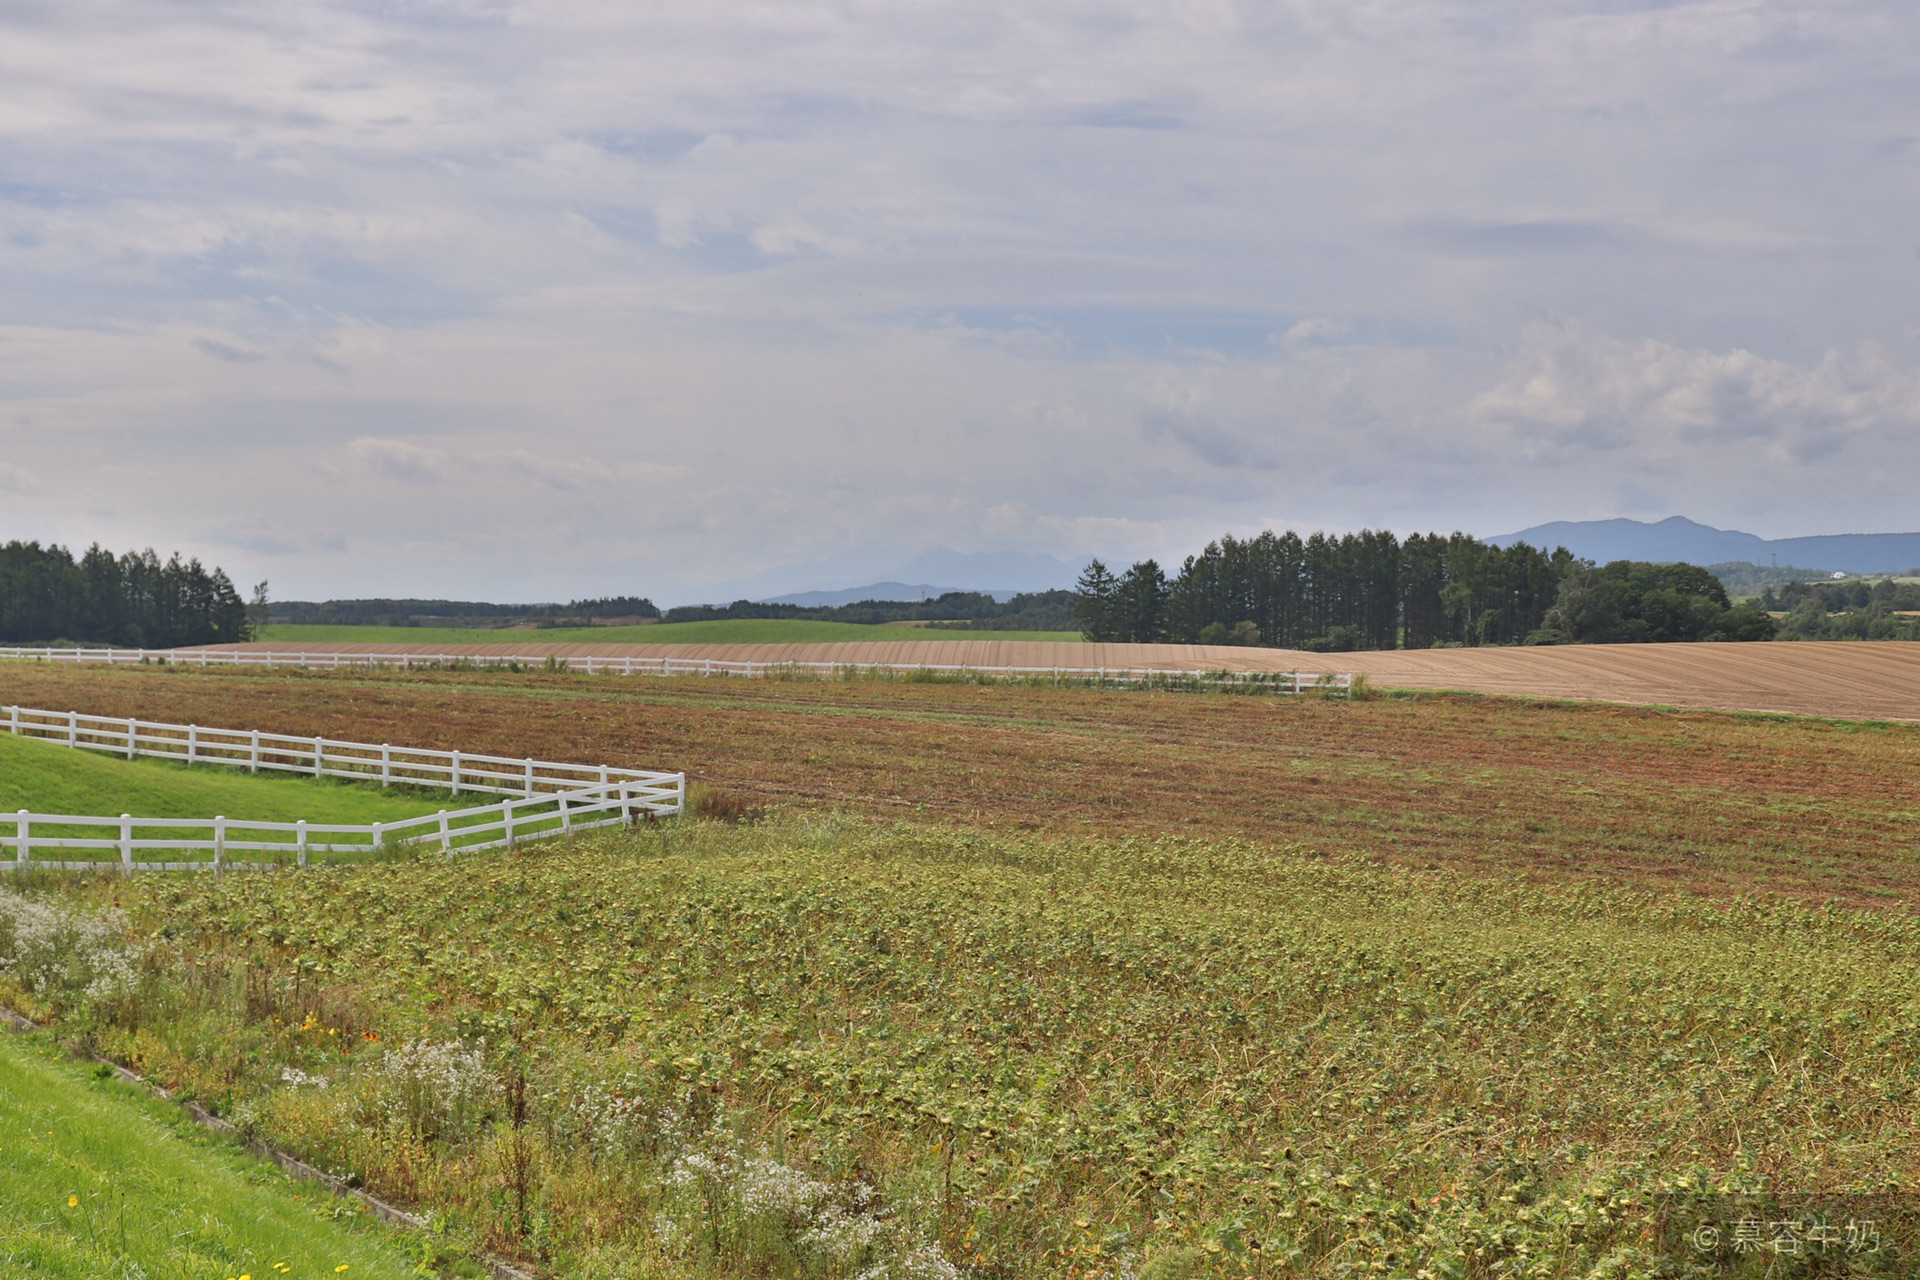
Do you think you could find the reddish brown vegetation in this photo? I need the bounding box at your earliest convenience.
[4,661,1916,906]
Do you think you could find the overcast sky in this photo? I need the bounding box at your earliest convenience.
[2,0,1917,602]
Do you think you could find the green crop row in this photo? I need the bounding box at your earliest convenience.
[9,819,1920,1278]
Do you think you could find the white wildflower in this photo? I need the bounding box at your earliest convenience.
[571,1082,651,1159]
[0,890,136,1001]
[374,1038,494,1140]
[739,1153,828,1220]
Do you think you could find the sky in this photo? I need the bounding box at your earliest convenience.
[2,0,1917,603]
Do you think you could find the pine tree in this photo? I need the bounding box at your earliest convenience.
[1073,559,1121,642]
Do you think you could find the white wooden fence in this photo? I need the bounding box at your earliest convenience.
[0,646,1351,694]
[1,705,684,872]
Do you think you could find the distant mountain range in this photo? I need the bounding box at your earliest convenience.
[1489,517,1920,574]
[712,547,1087,607]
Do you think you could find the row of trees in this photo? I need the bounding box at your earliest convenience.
[1074,529,1776,649]
[661,590,1077,630]
[1764,577,1920,642]
[1541,561,1775,644]
[270,596,661,627]
[0,541,252,648]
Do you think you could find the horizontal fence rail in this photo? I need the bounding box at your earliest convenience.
[0,646,1352,695]
[1,705,684,873]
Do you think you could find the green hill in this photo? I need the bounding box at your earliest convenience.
[0,1030,428,1278]
[0,732,448,826]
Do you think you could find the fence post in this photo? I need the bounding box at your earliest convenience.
[382,744,392,788]
[371,821,383,857]
[68,709,77,745]
[14,811,26,867]
[524,758,535,797]
[250,730,260,772]
[451,751,462,795]
[188,725,198,765]
[296,820,308,868]
[213,816,226,874]
[504,799,515,848]
[126,718,137,760]
[560,792,572,834]
[438,809,450,857]
[8,705,16,735]
[120,814,132,875]
[313,736,324,778]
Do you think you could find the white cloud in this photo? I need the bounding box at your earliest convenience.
[347,437,455,483]
[0,462,36,494]
[1472,323,1920,462]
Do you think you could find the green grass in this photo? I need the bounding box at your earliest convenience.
[0,1030,424,1279]
[0,733,449,826]
[256,621,1083,645]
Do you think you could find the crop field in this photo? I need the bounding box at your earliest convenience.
[211,636,1920,723]
[0,1028,424,1277]
[3,660,1919,1277]
[2,661,1916,903]
[11,822,1920,1278]
[257,621,1083,646]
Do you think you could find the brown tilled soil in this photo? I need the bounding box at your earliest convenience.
[5,661,1918,907]
[204,638,1920,722]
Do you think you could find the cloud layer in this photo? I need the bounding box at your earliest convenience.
[2,0,1916,600]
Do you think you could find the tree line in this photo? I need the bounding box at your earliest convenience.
[0,541,251,648]
[1763,577,1920,642]
[271,596,662,628]
[1074,529,1778,649]
[661,590,1078,631]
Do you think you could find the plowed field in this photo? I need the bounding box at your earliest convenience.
[203,637,1920,722]
[5,660,1916,906]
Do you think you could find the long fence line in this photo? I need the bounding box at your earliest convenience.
[1,705,684,873]
[0,645,1352,694]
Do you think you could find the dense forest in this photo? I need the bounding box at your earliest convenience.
[0,541,250,647]
[1074,530,1778,650]
[1763,578,1920,641]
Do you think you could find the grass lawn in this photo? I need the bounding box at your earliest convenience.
[255,621,1082,645]
[0,1030,425,1279]
[0,732,450,826]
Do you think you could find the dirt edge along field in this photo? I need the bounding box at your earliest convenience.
[193,637,1920,723]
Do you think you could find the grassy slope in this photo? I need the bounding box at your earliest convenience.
[256,621,1081,645]
[0,733,449,824]
[0,1031,419,1279]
